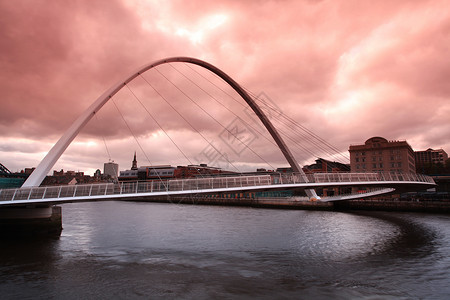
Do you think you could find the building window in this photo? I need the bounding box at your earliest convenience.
[356,158,359,162]
[373,163,377,168]
[379,163,383,168]
[397,162,402,167]
[390,156,394,160]
[372,157,376,162]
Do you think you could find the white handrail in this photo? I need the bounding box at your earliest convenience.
[0,172,435,202]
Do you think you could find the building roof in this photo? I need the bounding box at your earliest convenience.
[349,136,413,151]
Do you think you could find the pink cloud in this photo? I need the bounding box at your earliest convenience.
[1,0,449,175]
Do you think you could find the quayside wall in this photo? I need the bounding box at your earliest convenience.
[127,196,450,214]
[333,198,450,213]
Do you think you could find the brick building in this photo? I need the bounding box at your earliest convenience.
[303,158,350,174]
[349,137,416,173]
[415,148,448,169]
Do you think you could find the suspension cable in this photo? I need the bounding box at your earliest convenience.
[94,113,112,162]
[249,90,349,161]
[157,65,277,171]
[110,97,168,185]
[139,72,242,174]
[124,83,206,179]
[184,62,349,165]
[168,64,281,165]
[251,95,349,163]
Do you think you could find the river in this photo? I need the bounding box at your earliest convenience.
[1,201,449,299]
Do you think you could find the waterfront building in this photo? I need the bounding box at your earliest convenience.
[349,137,416,173]
[23,168,35,175]
[302,158,351,197]
[104,161,119,178]
[43,169,92,185]
[276,159,350,175]
[276,167,293,174]
[415,148,448,172]
[119,152,176,181]
[174,164,224,178]
[53,169,84,178]
[0,163,27,188]
[119,165,175,181]
[303,158,350,173]
[140,165,176,180]
[118,164,227,181]
[275,159,350,197]
[119,169,138,181]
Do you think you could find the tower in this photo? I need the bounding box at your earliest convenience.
[104,161,119,178]
[131,152,138,170]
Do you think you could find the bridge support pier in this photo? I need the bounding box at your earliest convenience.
[0,206,62,238]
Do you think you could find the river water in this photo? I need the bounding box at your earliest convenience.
[1,201,449,299]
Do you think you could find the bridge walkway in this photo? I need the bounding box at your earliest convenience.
[0,172,436,206]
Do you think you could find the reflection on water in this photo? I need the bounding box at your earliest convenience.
[1,201,449,299]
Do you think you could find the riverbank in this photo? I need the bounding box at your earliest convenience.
[128,196,450,213]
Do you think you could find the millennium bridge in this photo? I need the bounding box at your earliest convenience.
[0,171,435,206]
[0,57,435,236]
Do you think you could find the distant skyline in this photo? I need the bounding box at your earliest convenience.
[1,0,449,175]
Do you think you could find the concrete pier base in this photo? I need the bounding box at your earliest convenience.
[0,206,62,238]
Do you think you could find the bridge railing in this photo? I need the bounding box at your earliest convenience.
[117,175,274,194]
[0,182,116,202]
[0,174,274,202]
[275,172,434,185]
[0,172,434,202]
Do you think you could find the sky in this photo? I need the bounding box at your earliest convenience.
[1,0,449,176]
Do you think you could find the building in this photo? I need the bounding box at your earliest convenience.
[94,169,102,178]
[174,164,225,178]
[349,137,416,173]
[118,164,228,181]
[273,159,350,197]
[139,165,176,180]
[275,167,293,174]
[131,152,138,170]
[303,158,350,174]
[23,168,35,175]
[275,159,350,175]
[415,148,448,172]
[0,163,27,188]
[104,161,119,179]
[42,169,93,186]
[118,152,176,181]
[302,158,350,197]
[53,169,84,178]
[119,169,138,181]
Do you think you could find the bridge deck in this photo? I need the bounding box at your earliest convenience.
[0,172,436,206]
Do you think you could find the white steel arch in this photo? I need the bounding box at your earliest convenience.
[22,57,318,198]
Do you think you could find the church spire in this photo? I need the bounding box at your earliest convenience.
[131,152,138,170]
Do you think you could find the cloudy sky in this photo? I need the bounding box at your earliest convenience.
[1,0,449,176]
